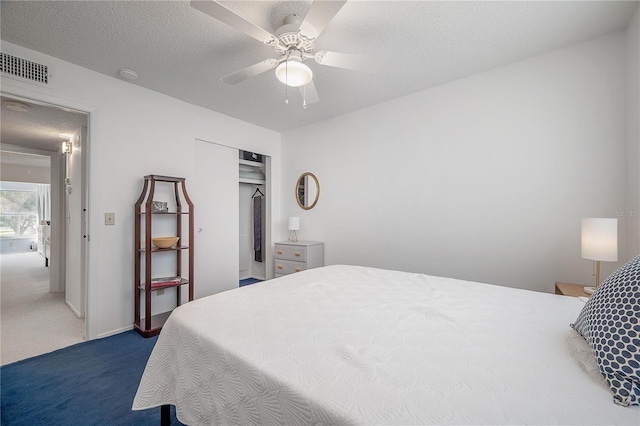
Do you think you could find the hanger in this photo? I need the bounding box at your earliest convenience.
[252,188,264,198]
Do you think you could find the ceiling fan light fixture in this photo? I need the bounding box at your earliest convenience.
[275,60,313,87]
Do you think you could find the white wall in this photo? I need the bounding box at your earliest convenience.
[282,31,629,293]
[626,7,640,260]
[1,41,282,338]
[0,163,50,184]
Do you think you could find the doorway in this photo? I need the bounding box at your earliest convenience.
[239,150,267,283]
[0,94,88,364]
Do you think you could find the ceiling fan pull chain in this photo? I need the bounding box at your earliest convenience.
[285,52,290,104]
[284,66,289,104]
[303,85,307,109]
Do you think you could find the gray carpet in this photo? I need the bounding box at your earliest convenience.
[1,251,84,365]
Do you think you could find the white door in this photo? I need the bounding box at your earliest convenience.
[193,140,239,298]
[65,128,84,318]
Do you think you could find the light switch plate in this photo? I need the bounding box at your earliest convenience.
[105,212,115,225]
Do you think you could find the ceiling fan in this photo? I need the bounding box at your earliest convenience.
[190,0,374,106]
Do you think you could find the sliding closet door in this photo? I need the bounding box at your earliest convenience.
[193,140,239,298]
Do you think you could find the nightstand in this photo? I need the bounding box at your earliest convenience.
[555,282,591,297]
[274,241,324,278]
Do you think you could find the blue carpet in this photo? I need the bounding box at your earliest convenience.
[239,278,262,287]
[1,330,183,425]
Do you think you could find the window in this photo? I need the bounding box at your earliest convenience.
[0,182,39,238]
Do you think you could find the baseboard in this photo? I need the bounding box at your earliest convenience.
[97,324,133,339]
[65,300,84,319]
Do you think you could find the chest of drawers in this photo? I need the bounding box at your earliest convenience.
[274,241,324,278]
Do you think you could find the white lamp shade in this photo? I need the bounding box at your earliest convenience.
[581,218,618,261]
[275,61,313,87]
[288,216,300,231]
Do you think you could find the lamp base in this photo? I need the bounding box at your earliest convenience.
[584,286,596,295]
[288,230,298,242]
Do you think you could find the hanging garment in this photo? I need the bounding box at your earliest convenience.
[253,195,263,262]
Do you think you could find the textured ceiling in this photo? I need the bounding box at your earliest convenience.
[1,1,638,133]
[0,96,87,152]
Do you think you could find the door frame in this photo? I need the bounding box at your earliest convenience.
[1,89,94,339]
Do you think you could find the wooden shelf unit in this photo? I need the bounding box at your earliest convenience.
[134,175,194,337]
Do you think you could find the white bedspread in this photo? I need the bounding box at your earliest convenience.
[133,265,640,425]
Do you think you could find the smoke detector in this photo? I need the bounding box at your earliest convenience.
[119,68,138,80]
[4,101,30,112]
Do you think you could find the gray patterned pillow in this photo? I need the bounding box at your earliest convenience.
[572,255,640,406]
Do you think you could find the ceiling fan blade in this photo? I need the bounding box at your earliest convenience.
[298,0,347,40]
[191,0,276,45]
[300,81,320,105]
[314,50,381,73]
[221,59,279,85]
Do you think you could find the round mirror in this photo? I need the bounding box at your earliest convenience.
[296,172,320,210]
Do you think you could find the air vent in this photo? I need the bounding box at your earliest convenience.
[1,52,50,85]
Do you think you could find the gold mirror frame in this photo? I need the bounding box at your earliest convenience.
[296,172,320,210]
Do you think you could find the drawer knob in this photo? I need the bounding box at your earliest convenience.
[295,252,301,257]
[277,250,283,255]
[295,268,301,272]
[277,264,283,270]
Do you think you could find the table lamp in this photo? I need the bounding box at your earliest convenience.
[288,217,300,242]
[581,218,618,294]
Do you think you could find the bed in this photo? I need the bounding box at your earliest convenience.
[133,264,640,425]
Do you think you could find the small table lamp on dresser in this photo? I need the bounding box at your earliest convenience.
[581,218,618,294]
[288,216,300,242]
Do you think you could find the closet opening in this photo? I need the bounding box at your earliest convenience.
[239,150,267,286]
